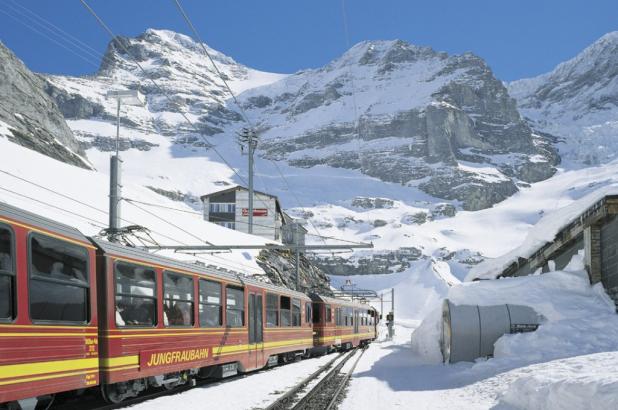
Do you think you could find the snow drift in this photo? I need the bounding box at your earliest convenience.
[410,252,618,367]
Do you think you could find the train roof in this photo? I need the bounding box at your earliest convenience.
[0,201,90,244]
[90,238,310,300]
[310,293,374,310]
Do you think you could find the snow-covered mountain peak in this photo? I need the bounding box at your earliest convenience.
[508,31,618,167]
[333,39,444,69]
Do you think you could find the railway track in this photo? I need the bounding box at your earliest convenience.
[265,346,367,410]
[50,350,347,410]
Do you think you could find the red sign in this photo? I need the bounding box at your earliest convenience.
[140,347,209,368]
[242,208,268,217]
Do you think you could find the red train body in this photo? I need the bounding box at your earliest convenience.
[0,203,377,407]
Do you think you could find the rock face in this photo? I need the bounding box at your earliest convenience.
[508,32,618,168]
[310,247,423,276]
[239,40,558,210]
[256,249,332,295]
[0,42,89,168]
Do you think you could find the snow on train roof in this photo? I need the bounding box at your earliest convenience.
[92,237,310,299]
[0,201,89,243]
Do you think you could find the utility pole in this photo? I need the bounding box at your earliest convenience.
[295,222,300,291]
[238,128,258,234]
[105,90,144,242]
[391,287,395,338]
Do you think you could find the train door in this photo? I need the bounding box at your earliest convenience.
[248,293,264,368]
[354,309,359,335]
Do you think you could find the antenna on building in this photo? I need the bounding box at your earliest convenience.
[237,128,258,234]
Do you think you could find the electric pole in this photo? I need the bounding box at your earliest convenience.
[238,128,258,234]
[105,90,144,242]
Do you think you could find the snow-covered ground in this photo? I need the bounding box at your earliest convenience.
[127,353,339,410]
[0,122,271,277]
[341,257,618,410]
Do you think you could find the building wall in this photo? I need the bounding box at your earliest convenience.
[601,216,618,305]
[235,190,280,240]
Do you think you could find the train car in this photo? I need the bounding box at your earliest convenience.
[310,294,377,353]
[0,203,99,408]
[93,239,314,403]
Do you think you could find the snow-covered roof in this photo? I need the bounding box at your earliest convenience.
[468,187,618,281]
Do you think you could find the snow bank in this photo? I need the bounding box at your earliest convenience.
[496,352,618,410]
[411,253,618,366]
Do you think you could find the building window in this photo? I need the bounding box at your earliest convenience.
[280,296,291,327]
[0,227,14,320]
[226,286,244,327]
[292,298,301,326]
[163,272,194,327]
[266,293,279,327]
[29,234,89,324]
[199,279,222,327]
[210,203,236,214]
[305,302,312,324]
[114,262,156,327]
[214,221,236,230]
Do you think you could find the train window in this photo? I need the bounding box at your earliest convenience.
[0,227,14,320]
[163,272,194,327]
[199,279,222,327]
[312,303,321,324]
[325,305,332,323]
[114,262,156,327]
[266,293,279,327]
[305,302,312,324]
[335,308,342,326]
[29,234,89,323]
[280,296,291,327]
[226,286,244,327]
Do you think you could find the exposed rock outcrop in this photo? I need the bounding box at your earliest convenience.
[0,42,90,168]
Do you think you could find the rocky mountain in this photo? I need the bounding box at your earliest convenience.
[509,32,618,168]
[239,40,558,210]
[42,30,557,212]
[44,29,284,154]
[0,41,89,168]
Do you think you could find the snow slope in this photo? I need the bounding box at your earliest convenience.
[0,120,271,277]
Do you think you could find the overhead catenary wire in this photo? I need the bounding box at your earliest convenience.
[0,6,101,68]
[122,196,367,245]
[123,198,213,246]
[0,186,108,229]
[3,0,111,66]
[0,181,264,274]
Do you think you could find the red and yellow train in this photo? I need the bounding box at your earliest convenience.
[0,202,378,407]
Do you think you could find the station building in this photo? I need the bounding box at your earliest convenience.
[494,194,618,309]
[200,185,307,245]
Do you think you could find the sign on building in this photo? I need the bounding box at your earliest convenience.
[242,208,268,217]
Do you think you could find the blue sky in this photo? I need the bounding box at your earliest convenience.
[0,0,616,81]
